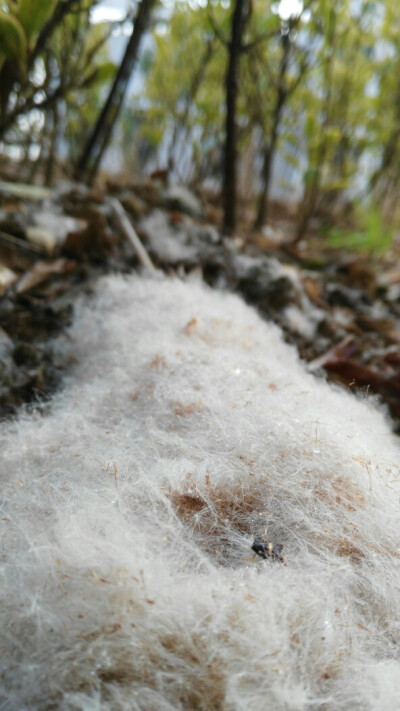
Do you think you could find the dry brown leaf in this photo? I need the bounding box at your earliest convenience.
[16,258,76,294]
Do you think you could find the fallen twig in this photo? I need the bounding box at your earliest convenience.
[108,197,156,272]
[0,230,47,255]
[0,180,52,200]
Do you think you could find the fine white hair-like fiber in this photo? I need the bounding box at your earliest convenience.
[1,273,400,710]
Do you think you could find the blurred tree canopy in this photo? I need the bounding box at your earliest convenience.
[1,0,400,240]
[0,0,117,181]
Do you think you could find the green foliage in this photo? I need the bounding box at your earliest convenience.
[0,0,115,186]
[17,0,56,42]
[90,60,116,86]
[136,2,225,177]
[57,17,117,164]
[126,0,400,230]
[0,0,56,73]
[284,152,300,168]
[328,205,394,255]
[292,0,382,237]
[1,0,400,245]
[0,8,27,71]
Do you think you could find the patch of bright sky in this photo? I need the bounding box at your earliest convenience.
[273,0,303,21]
[91,0,304,24]
[91,0,128,24]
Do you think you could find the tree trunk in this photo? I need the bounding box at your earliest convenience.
[222,0,249,234]
[254,139,275,229]
[254,34,290,229]
[369,126,400,196]
[295,9,336,242]
[44,101,60,186]
[167,37,215,175]
[74,0,157,183]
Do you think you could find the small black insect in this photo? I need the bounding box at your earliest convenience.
[251,538,285,564]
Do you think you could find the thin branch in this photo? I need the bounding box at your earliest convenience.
[109,198,156,271]
[241,28,279,53]
[85,24,116,66]
[207,5,229,47]
[29,0,82,70]
[0,230,47,255]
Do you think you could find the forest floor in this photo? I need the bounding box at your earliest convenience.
[1,174,400,430]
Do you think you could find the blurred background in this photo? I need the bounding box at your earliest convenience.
[1,0,399,239]
[2,0,400,427]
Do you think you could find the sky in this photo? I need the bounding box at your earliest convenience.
[91,0,304,24]
[91,0,129,24]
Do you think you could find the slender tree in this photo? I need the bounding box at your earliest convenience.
[254,29,293,228]
[369,0,400,204]
[75,0,157,183]
[166,36,215,174]
[295,5,337,241]
[222,0,251,233]
[249,6,311,229]
[0,0,81,140]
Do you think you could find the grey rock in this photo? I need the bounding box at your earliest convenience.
[231,254,325,341]
[140,210,218,266]
[26,210,87,252]
[162,186,203,218]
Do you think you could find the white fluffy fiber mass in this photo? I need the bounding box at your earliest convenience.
[2,274,400,711]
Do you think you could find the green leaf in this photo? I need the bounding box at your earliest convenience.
[328,205,394,255]
[92,61,116,86]
[0,9,26,67]
[284,152,299,168]
[305,114,316,139]
[284,132,300,148]
[303,167,318,186]
[17,0,56,42]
